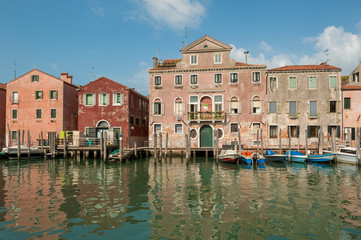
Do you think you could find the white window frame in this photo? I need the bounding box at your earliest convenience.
[35,90,43,100]
[174,97,185,116]
[214,54,222,64]
[154,75,162,86]
[230,73,238,83]
[12,91,18,103]
[251,96,262,114]
[252,72,261,83]
[99,93,109,106]
[12,109,17,119]
[190,74,198,86]
[175,75,183,86]
[113,93,124,106]
[329,75,337,88]
[50,90,58,100]
[269,125,278,139]
[269,76,277,89]
[214,94,223,112]
[154,123,162,135]
[174,124,183,134]
[190,54,198,65]
[252,122,261,134]
[309,76,317,89]
[289,76,297,89]
[269,101,277,114]
[50,108,56,119]
[229,96,241,115]
[85,93,95,106]
[214,74,222,84]
[153,98,164,116]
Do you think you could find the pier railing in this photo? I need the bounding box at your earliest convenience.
[187,111,225,121]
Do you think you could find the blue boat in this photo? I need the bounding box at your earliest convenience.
[286,151,307,163]
[264,150,287,162]
[252,153,265,165]
[308,153,335,163]
[240,156,252,165]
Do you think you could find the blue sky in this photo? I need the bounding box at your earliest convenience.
[1,0,361,95]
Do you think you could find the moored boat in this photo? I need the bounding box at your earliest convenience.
[2,145,43,160]
[286,151,307,163]
[308,153,335,163]
[264,150,287,162]
[252,152,265,165]
[218,150,240,164]
[240,156,252,165]
[336,147,358,164]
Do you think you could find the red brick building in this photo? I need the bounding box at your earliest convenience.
[6,68,78,146]
[0,83,6,148]
[78,77,149,147]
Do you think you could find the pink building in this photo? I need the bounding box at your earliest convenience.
[6,68,78,146]
[0,83,6,148]
[148,35,266,149]
[78,77,149,147]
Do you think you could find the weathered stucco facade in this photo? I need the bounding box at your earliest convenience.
[6,69,79,146]
[0,83,6,148]
[266,64,342,148]
[149,35,266,149]
[78,77,149,147]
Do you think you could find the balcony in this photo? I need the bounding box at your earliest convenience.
[187,111,225,122]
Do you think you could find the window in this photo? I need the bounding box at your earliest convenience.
[12,109,17,119]
[310,101,317,117]
[251,97,261,114]
[214,54,222,64]
[269,77,277,89]
[308,126,319,138]
[289,126,299,138]
[353,72,359,82]
[130,116,134,125]
[289,77,297,89]
[189,96,198,119]
[113,93,123,106]
[11,131,17,140]
[135,118,140,126]
[230,97,239,114]
[175,124,183,134]
[85,94,94,106]
[50,90,58,100]
[190,55,198,65]
[269,101,277,113]
[99,93,108,106]
[252,72,260,83]
[344,97,351,109]
[142,119,146,127]
[230,73,238,83]
[174,98,184,116]
[31,75,39,82]
[230,123,238,133]
[190,75,198,85]
[289,101,297,117]
[309,76,317,88]
[190,129,197,138]
[330,101,337,113]
[217,129,223,139]
[12,92,18,103]
[329,76,337,88]
[154,76,162,86]
[269,126,278,138]
[154,124,161,134]
[153,99,163,115]
[328,125,340,138]
[175,75,182,86]
[35,91,43,100]
[214,95,223,112]
[214,74,222,84]
[344,127,356,141]
[51,109,56,119]
[252,122,260,134]
[36,109,42,119]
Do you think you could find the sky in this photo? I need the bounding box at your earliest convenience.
[1,0,361,95]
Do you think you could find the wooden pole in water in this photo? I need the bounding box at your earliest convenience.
[27,130,30,158]
[165,132,168,158]
[100,133,103,160]
[119,136,123,161]
[256,129,259,154]
[103,133,107,162]
[185,133,189,161]
[279,128,282,154]
[17,130,21,160]
[288,126,291,162]
[134,142,137,158]
[22,129,25,146]
[63,132,67,158]
[305,129,308,156]
[260,128,264,156]
[319,127,323,155]
[40,131,44,154]
[348,131,352,147]
[356,127,360,164]
[331,128,336,153]
[215,129,219,162]
[238,126,241,154]
[159,132,162,159]
[153,134,157,158]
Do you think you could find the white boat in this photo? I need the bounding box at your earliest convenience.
[218,150,240,164]
[2,145,43,160]
[336,147,359,165]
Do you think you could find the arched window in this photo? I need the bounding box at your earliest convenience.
[153,98,164,116]
[229,96,241,114]
[251,96,262,114]
[174,98,184,116]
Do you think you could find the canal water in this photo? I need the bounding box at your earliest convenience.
[0,158,360,239]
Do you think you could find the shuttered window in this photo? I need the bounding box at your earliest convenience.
[344,98,351,109]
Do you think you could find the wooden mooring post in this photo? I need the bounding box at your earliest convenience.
[100,133,103,160]
[119,135,123,161]
[288,126,291,162]
[17,130,20,160]
[159,132,162,159]
[185,133,189,161]
[22,129,25,146]
[153,134,157,159]
[260,128,264,156]
[41,132,44,154]
[27,130,30,158]
[103,134,107,162]
[279,128,282,154]
[215,129,219,162]
[356,127,360,163]
[256,129,260,154]
[305,129,308,155]
[134,142,137,158]
[165,132,168,158]
[331,128,336,153]
[238,127,241,153]
[63,133,67,158]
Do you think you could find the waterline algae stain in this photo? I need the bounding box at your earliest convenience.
[0,158,360,239]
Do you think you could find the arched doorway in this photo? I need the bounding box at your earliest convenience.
[200,125,213,148]
[96,120,110,138]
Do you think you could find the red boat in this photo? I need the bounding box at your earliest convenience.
[218,150,240,164]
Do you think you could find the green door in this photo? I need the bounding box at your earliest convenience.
[200,125,213,148]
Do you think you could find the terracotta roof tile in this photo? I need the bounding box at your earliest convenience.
[268,63,341,72]
[0,83,6,89]
[342,85,361,90]
[159,59,182,67]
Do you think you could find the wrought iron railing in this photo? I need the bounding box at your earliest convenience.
[187,111,225,121]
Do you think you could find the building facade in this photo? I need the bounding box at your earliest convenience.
[78,77,149,147]
[341,62,361,144]
[0,83,6,148]
[148,35,267,149]
[266,63,342,148]
[6,69,78,146]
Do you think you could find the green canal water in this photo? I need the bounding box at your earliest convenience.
[0,158,360,239]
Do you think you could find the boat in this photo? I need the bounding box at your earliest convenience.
[0,151,8,160]
[286,150,307,163]
[264,150,287,162]
[308,153,335,163]
[251,152,265,165]
[336,147,358,164]
[1,145,43,160]
[218,150,240,164]
[240,156,253,165]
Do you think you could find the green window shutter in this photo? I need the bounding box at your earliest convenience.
[352,128,356,140]
[344,98,350,109]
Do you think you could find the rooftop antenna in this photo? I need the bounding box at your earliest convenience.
[185,26,188,46]
[13,59,16,79]
[157,48,162,62]
[33,63,36,69]
[91,66,97,80]
[325,49,330,63]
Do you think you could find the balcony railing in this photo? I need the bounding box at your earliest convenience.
[187,111,225,121]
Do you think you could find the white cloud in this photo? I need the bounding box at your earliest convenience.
[260,41,272,52]
[49,63,58,71]
[130,0,206,30]
[357,21,361,32]
[129,62,150,96]
[91,7,105,17]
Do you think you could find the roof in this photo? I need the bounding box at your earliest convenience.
[180,35,233,53]
[268,63,341,72]
[7,68,79,88]
[158,59,182,68]
[341,85,361,90]
[0,83,6,89]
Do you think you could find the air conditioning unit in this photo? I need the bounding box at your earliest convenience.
[177,117,181,121]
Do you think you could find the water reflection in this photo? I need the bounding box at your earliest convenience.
[0,158,359,239]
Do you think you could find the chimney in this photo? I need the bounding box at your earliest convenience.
[244,51,249,65]
[61,73,73,84]
[153,57,158,68]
